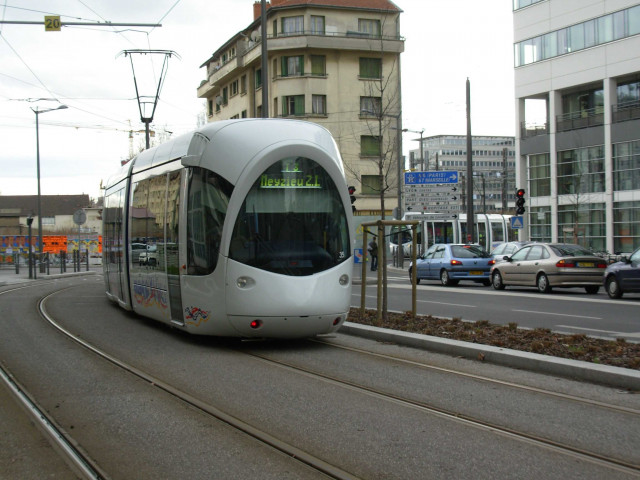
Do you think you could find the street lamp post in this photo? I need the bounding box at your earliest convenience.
[31,104,68,272]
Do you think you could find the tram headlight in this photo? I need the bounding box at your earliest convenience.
[236,276,255,288]
[339,274,349,286]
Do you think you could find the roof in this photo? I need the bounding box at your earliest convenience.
[270,0,401,10]
[200,0,402,67]
[0,195,91,217]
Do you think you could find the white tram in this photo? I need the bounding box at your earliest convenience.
[103,119,354,338]
[392,212,516,255]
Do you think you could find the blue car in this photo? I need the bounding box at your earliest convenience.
[603,247,640,298]
[408,244,495,286]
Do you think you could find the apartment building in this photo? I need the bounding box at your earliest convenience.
[408,135,516,213]
[197,0,404,214]
[514,0,640,253]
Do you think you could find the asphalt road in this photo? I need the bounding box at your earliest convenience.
[353,269,640,342]
[2,276,640,479]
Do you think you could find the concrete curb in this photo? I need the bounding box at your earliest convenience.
[339,322,640,391]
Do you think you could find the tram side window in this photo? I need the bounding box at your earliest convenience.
[186,167,233,275]
[130,174,165,270]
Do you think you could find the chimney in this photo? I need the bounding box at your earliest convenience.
[253,1,271,21]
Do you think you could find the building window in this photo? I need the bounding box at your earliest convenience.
[359,57,382,79]
[255,69,262,90]
[282,16,303,36]
[208,99,213,116]
[310,55,326,76]
[222,86,228,105]
[527,153,550,197]
[311,15,325,35]
[361,175,382,195]
[281,55,304,77]
[283,95,305,116]
[613,201,640,253]
[42,216,55,225]
[557,202,605,251]
[230,79,239,97]
[241,110,247,118]
[360,96,381,116]
[361,135,381,156]
[613,140,640,191]
[557,146,605,195]
[513,0,545,10]
[240,75,247,95]
[515,5,640,66]
[529,206,552,243]
[312,95,326,115]
[358,19,381,37]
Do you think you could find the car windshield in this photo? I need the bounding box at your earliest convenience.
[451,245,489,258]
[550,244,595,257]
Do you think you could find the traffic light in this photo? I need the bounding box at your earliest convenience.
[348,185,356,213]
[515,188,526,215]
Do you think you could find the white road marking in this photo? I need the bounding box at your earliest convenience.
[512,309,601,320]
[556,325,640,338]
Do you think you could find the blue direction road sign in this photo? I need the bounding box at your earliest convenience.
[510,216,524,229]
[404,171,459,185]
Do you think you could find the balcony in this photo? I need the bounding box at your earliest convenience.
[612,100,640,123]
[520,121,548,138]
[556,108,604,132]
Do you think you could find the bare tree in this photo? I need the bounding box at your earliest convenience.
[342,12,402,320]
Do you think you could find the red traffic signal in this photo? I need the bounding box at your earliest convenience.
[515,189,526,215]
[348,186,356,213]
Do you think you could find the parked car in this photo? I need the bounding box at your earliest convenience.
[603,247,640,298]
[130,243,147,263]
[490,241,532,263]
[408,244,494,286]
[490,243,607,294]
[139,245,157,266]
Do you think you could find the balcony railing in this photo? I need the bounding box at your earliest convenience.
[612,100,640,123]
[556,108,604,132]
[520,121,548,138]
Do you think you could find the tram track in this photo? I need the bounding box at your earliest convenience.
[36,288,360,480]
[7,280,640,479]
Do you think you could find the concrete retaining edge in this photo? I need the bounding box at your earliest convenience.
[339,322,640,391]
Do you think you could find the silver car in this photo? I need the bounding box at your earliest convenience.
[490,243,608,294]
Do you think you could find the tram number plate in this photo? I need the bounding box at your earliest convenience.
[469,270,483,275]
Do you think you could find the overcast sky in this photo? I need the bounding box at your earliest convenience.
[0,0,515,201]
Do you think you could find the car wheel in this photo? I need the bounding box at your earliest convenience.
[585,285,600,294]
[492,271,505,290]
[536,273,551,293]
[440,269,456,286]
[408,267,420,285]
[605,276,623,299]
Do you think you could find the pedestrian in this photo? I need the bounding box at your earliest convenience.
[368,237,378,271]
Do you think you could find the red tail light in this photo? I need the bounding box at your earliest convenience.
[450,259,462,266]
[556,260,575,268]
[597,262,607,269]
[488,259,496,265]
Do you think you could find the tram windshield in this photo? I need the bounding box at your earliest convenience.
[229,157,350,276]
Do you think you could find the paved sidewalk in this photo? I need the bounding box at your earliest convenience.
[0,263,99,286]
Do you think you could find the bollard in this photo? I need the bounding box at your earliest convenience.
[14,253,19,274]
[46,252,50,275]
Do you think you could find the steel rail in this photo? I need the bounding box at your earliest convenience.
[242,348,640,477]
[38,289,360,480]
[312,339,640,416]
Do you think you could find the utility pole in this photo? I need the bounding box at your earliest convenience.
[502,147,508,212]
[465,78,474,243]
[261,0,269,117]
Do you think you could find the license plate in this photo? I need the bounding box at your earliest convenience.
[469,270,483,275]
[577,262,594,267]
